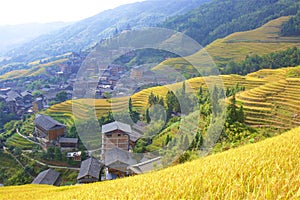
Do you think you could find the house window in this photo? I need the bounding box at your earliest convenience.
[117,134,121,137]
[107,134,112,137]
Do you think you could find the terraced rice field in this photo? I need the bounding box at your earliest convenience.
[5,133,36,150]
[46,98,129,120]
[47,65,300,131]
[47,73,263,120]
[236,67,300,130]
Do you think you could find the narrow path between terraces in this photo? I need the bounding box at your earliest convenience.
[21,153,80,171]
[14,129,80,170]
[16,129,43,148]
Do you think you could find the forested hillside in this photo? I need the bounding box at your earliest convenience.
[221,47,300,74]
[162,0,300,45]
[155,16,300,78]
[281,11,300,36]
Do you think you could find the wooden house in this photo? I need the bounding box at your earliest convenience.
[103,148,137,179]
[130,66,143,79]
[101,121,131,152]
[34,114,66,141]
[21,91,33,104]
[101,121,142,153]
[77,157,102,184]
[59,137,78,149]
[32,169,61,186]
[33,97,44,113]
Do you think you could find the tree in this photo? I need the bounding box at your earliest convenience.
[46,147,55,160]
[32,90,43,97]
[145,108,151,123]
[54,147,62,161]
[211,85,220,116]
[227,93,238,124]
[81,151,87,161]
[165,135,171,145]
[237,105,245,123]
[148,92,156,106]
[181,81,186,96]
[128,98,140,123]
[55,91,68,103]
[0,103,17,131]
[129,97,133,113]
[158,97,164,107]
[13,147,22,157]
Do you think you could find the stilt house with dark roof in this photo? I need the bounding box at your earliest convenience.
[77,157,102,184]
[32,169,61,186]
[59,137,78,149]
[34,114,66,141]
[103,148,137,178]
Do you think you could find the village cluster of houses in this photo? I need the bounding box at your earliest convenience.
[0,87,73,117]
[31,115,161,186]
[0,89,44,116]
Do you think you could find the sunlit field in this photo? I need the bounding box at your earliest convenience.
[1,126,299,199]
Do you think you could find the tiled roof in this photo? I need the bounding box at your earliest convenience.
[103,148,137,166]
[77,158,101,180]
[21,91,32,97]
[102,121,132,134]
[59,137,78,144]
[7,91,21,99]
[129,130,142,142]
[32,169,60,185]
[34,114,65,131]
[128,157,161,174]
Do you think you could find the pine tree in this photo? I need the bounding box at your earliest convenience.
[165,135,171,145]
[129,97,133,113]
[238,105,245,123]
[211,85,220,115]
[182,81,186,96]
[145,108,151,123]
[227,93,238,124]
[148,92,155,106]
[158,97,164,107]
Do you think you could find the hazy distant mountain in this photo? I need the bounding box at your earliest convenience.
[0,22,70,56]
[6,0,210,62]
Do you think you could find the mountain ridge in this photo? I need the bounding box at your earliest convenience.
[0,22,70,56]
[5,0,210,63]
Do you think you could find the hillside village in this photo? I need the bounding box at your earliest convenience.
[30,114,161,185]
[0,0,300,198]
[0,51,169,119]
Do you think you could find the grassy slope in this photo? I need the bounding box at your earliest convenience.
[1,126,299,199]
[154,16,300,72]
